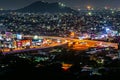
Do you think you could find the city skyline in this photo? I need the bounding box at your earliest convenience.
[0,0,120,10]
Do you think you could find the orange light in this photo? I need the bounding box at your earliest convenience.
[62,63,72,71]
[70,32,75,37]
[87,5,91,10]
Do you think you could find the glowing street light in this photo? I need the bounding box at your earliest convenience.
[106,28,110,31]
[88,12,92,16]
[87,5,91,10]
[112,11,114,14]
[34,35,38,40]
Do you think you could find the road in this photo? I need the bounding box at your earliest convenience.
[1,36,118,54]
[67,39,118,50]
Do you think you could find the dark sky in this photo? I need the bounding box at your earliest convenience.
[0,0,120,10]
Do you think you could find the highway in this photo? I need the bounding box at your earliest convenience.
[67,39,118,50]
[2,37,67,54]
[1,36,118,54]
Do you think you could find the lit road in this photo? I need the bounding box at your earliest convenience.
[2,36,67,54]
[1,35,118,54]
[67,39,118,50]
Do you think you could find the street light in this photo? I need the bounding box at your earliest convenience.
[34,35,38,40]
[87,5,91,10]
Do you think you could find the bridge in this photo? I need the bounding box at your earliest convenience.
[1,36,118,55]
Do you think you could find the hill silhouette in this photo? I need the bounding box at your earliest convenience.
[16,1,78,13]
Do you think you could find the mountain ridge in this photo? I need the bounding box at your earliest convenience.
[15,1,78,13]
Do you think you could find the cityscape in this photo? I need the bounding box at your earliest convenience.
[0,0,120,80]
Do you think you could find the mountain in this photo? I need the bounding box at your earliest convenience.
[16,1,78,13]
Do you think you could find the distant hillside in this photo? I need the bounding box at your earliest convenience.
[16,1,78,13]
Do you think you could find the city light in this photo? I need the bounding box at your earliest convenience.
[88,12,92,16]
[87,5,91,10]
[106,27,110,31]
[0,1,119,80]
[16,34,22,40]
[34,35,38,40]
[59,2,66,7]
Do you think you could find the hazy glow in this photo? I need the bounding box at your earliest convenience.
[87,5,91,10]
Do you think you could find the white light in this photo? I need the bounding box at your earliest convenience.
[6,38,11,41]
[57,39,61,43]
[105,27,111,33]
[0,36,3,40]
[78,37,83,40]
[59,2,65,7]
[39,39,42,42]
[88,12,92,16]
[101,35,105,38]
[34,35,38,39]
[26,42,30,46]
[106,28,110,31]
[17,34,22,39]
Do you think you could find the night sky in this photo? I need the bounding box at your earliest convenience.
[0,0,120,10]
